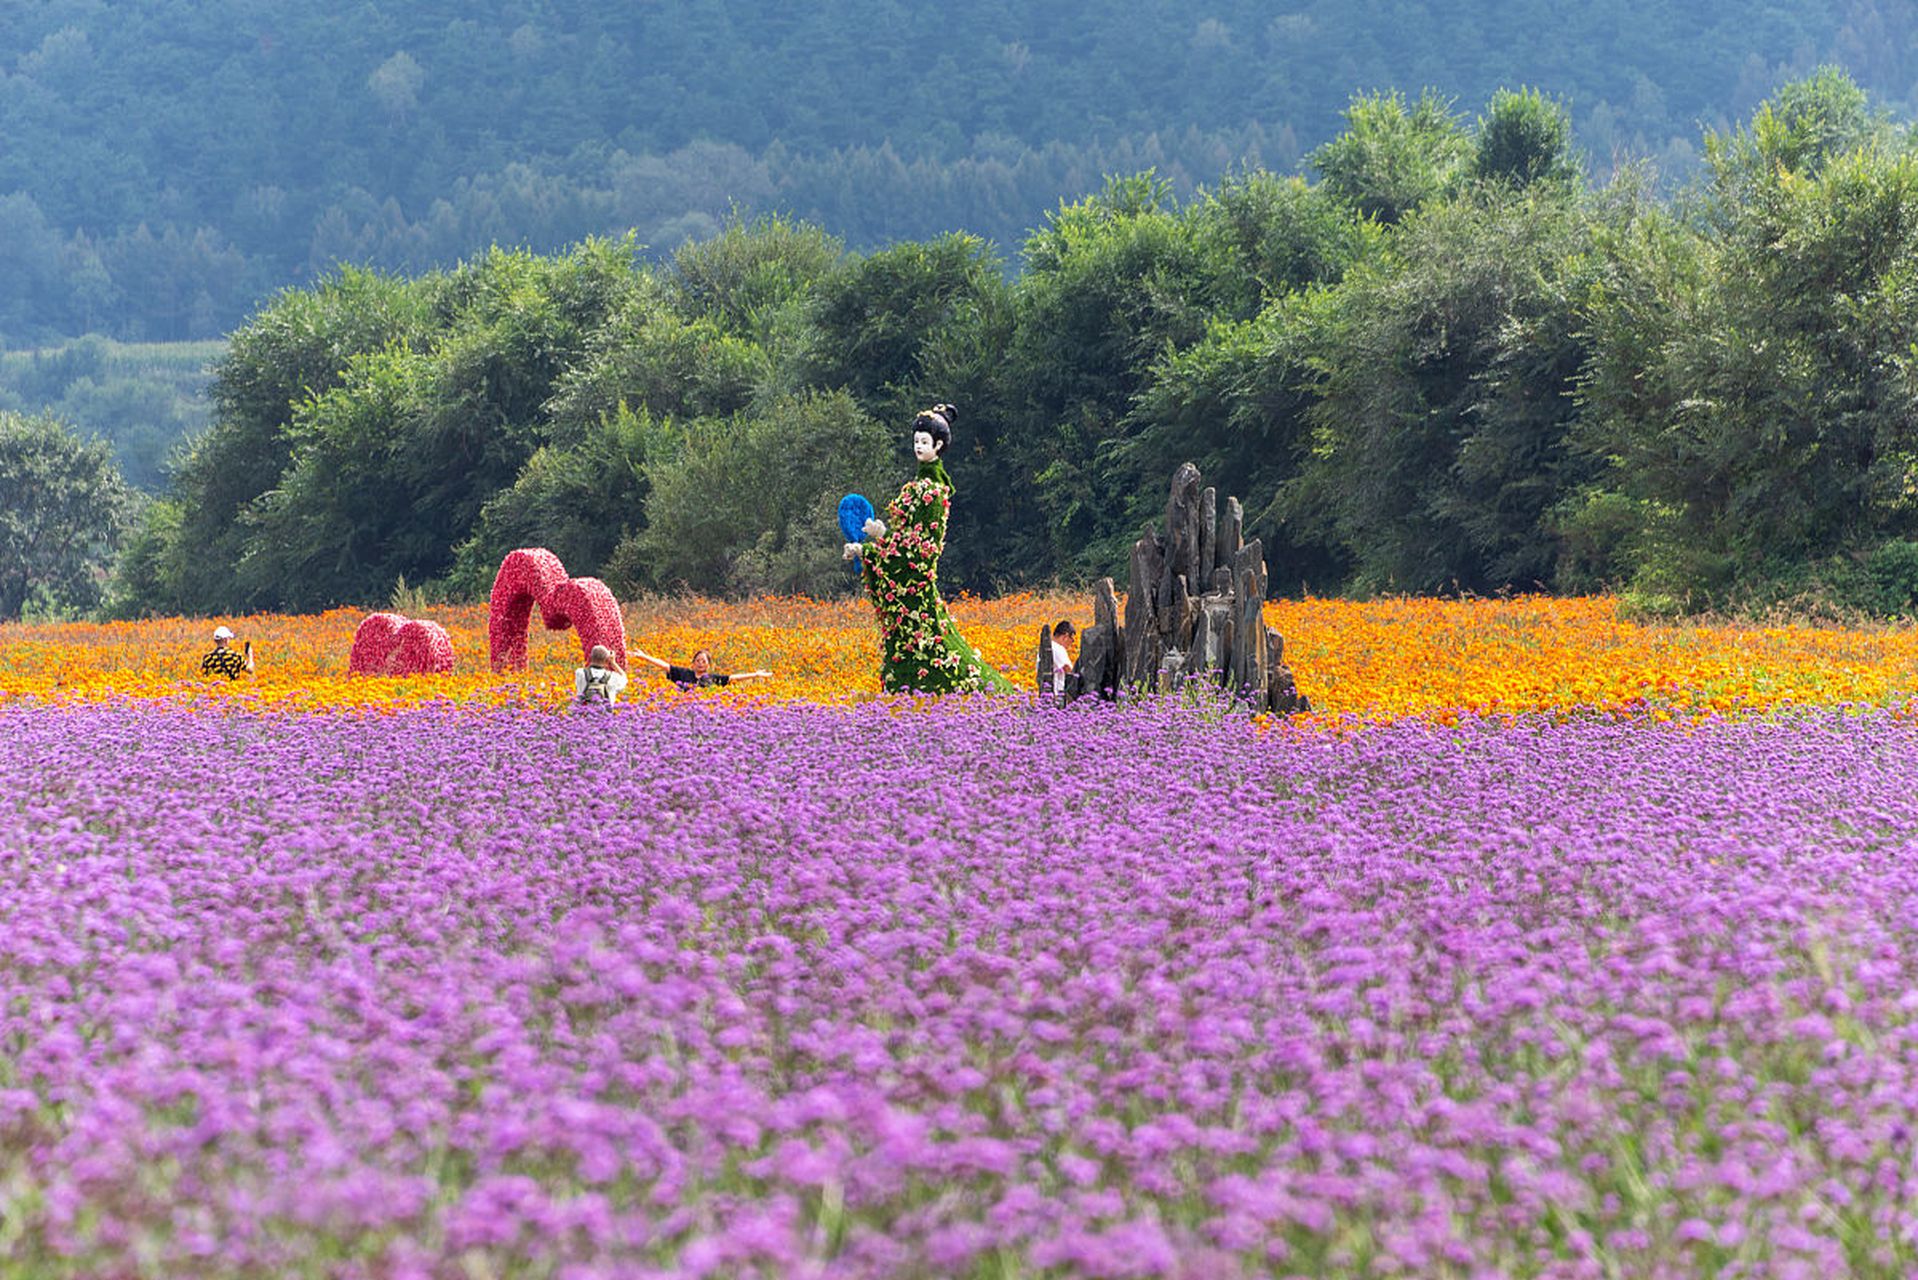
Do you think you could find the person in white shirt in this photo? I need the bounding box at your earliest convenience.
[572,644,629,708]
[1050,620,1076,695]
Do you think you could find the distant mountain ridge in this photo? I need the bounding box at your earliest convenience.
[1,0,1912,342]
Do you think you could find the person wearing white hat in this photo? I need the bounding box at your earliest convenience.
[200,625,254,680]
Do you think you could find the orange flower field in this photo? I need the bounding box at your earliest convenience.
[6,593,1918,720]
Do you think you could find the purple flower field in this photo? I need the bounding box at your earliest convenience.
[4,701,1918,1278]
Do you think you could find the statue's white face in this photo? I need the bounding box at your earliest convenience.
[913,430,938,462]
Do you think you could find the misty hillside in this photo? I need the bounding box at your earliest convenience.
[1,0,1912,343]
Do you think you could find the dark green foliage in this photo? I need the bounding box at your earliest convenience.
[621,391,901,598]
[231,242,643,610]
[0,336,219,490]
[544,294,768,435]
[804,234,1008,423]
[1705,65,1895,197]
[1124,295,1348,593]
[1867,540,1918,614]
[1003,174,1251,578]
[1115,174,1385,588]
[1473,89,1579,189]
[106,499,185,620]
[448,404,668,598]
[1579,117,1918,603]
[1286,189,1595,592]
[101,71,1918,620]
[666,215,843,339]
[1193,172,1384,301]
[0,412,132,619]
[150,268,441,613]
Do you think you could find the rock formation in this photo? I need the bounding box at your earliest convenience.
[1040,464,1308,714]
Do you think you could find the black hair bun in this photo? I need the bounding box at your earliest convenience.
[912,405,954,456]
[931,402,957,426]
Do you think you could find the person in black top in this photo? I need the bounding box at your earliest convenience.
[200,625,255,680]
[628,646,772,689]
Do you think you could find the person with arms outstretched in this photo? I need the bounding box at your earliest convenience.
[628,646,772,690]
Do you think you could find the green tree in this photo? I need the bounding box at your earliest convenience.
[4,1,1917,345]
[1287,187,1596,592]
[1472,88,1578,189]
[622,390,898,597]
[1579,114,1918,601]
[1124,293,1344,592]
[449,403,671,594]
[1704,65,1894,197]
[0,411,132,619]
[1309,91,1472,225]
[234,242,643,609]
[802,232,1008,424]
[159,266,442,613]
[1191,170,1382,302]
[666,213,842,339]
[1003,173,1245,578]
[105,497,184,620]
[544,286,769,435]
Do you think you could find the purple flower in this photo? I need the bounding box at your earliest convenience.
[3,702,1918,1274]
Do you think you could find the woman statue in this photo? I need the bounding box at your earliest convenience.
[844,404,1014,695]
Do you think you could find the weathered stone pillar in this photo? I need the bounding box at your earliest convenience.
[1230,539,1267,701]
[1161,463,1202,623]
[1160,647,1187,692]
[1123,528,1162,686]
[1078,624,1112,699]
[1192,597,1229,678]
[1266,627,1308,714]
[1170,574,1194,650]
[1198,486,1217,591]
[1219,496,1243,572]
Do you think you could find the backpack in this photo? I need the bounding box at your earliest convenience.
[579,667,614,705]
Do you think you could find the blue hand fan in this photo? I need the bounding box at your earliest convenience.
[838,493,875,543]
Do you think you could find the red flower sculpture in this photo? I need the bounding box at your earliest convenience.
[487,548,630,671]
[392,620,455,674]
[349,612,455,675]
[348,612,407,674]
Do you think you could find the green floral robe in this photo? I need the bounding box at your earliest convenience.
[860,460,1015,694]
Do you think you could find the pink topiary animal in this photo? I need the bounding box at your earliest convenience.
[349,612,455,675]
[487,548,629,671]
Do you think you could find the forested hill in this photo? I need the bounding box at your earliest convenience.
[3,0,1914,344]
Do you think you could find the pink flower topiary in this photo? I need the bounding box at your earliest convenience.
[545,576,628,667]
[349,612,408,675]
[391,620,455,675]
[487,549,629,671]
[350,612,457,676]
[489,548,572,670]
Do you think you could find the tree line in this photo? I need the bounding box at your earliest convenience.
[0,337,216,490]
[15,73,1918,623]
[3,0,1915,344]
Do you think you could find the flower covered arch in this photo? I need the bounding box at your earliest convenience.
[487,548,628,672]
